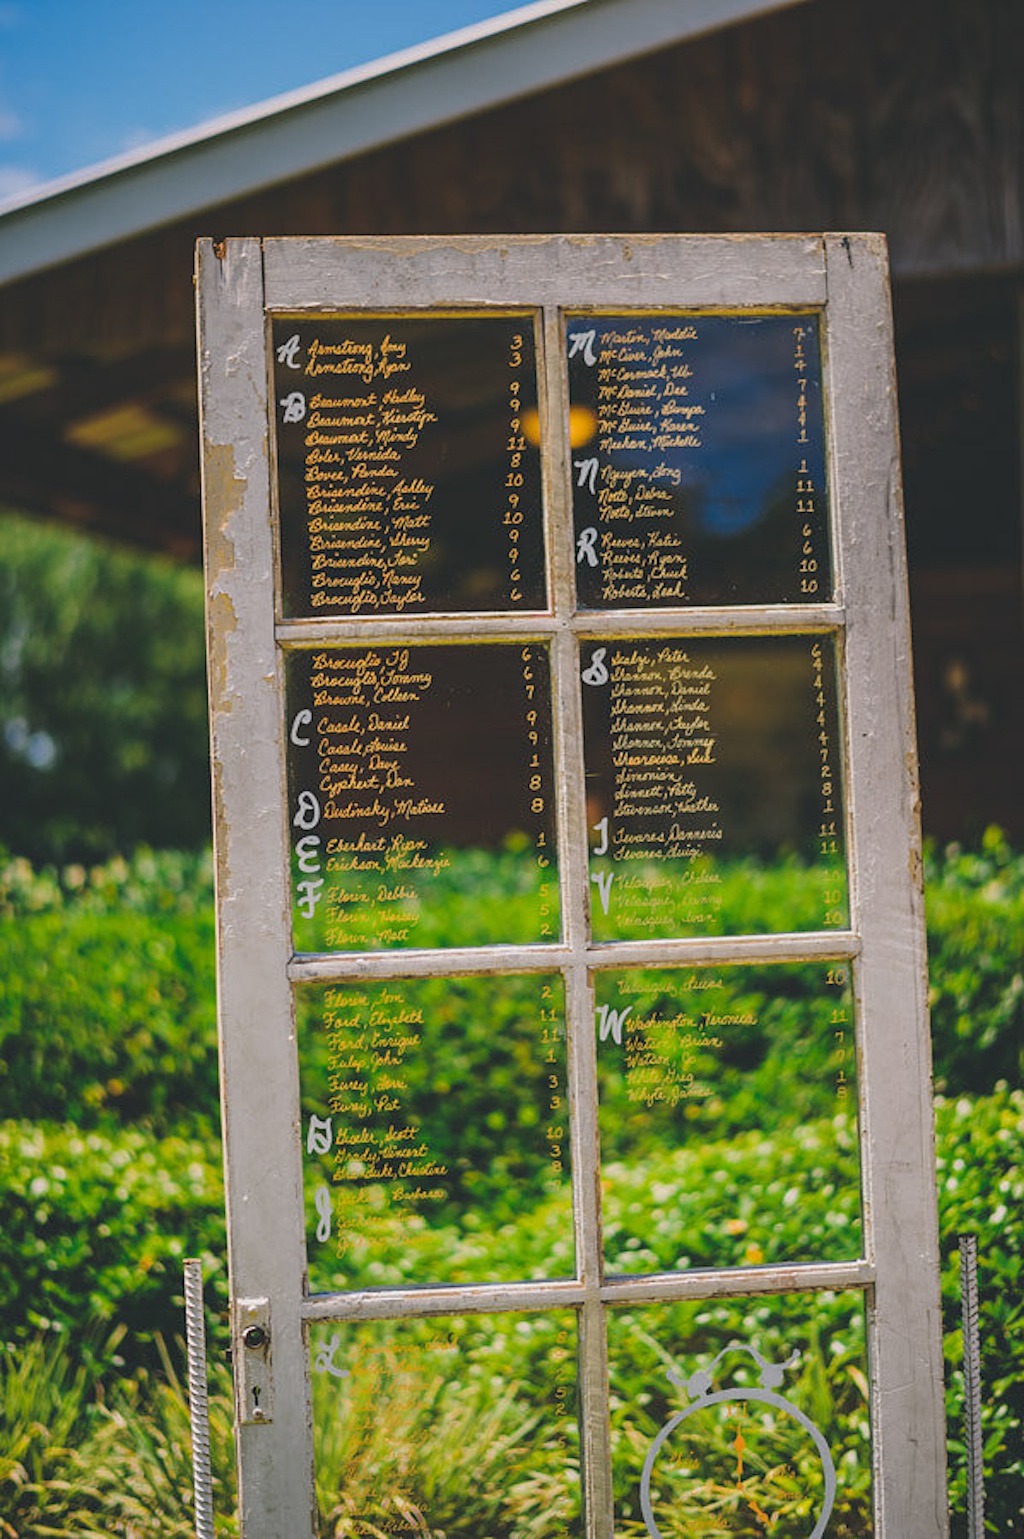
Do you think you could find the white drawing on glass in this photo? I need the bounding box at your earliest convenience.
[314,1184,333,1243]
[290,708,313,746]
[276,333,302,369]
[567,329,598,366]
[591,868,614,914]
[295,835,321,874]
[313,1332,350,1380]
[574,458,599,494]
[293,790,321,829]
[581,647,609,687]
[639,1345,837,1539]
[306,1114,333,1155]
[596,1003,631,1045]
[279,390,306,423]
[295,878,324,918]
[576,524,599,564]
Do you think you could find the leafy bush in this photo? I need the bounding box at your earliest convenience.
[0,1331,238,1538]
[0,1120,225,1355]
[0,836,1021,1530]
[936,1090,1024,1535]
[1,1088,1021,1532]
[925,827,1024,1095]
[0,847,217,1131]
[0,508,210,866]
[2,833,1021,1149]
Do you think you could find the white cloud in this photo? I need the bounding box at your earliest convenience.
[0,105,22,141]
[0,162,41,200]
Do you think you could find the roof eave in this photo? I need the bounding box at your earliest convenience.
[0,0,806,288]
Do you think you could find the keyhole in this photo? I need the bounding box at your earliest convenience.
[252,1384,264,1418]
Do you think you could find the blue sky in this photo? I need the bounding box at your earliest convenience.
[0,0,525,201]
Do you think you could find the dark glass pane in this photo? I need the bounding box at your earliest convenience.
[565,313,830,607]
[609,1296,872,1535]
[297,974,572,1290]
[273,313,546,615]
[580,635,848,937]
[312,1313,581,1537]
[595,962,861,1273]
[286,642,559,950]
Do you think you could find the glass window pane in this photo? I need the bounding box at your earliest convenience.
[286,642,559,950]
[581,635,848,937]
[595,962,861,1273]
[311,1312,581,1538]
[565,313,830,608]
[608,1294,872,1536]
[298,975,573,1290]
[272,313,546,616]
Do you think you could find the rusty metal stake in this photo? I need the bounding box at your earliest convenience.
[959,1234,984,1539]
[184,1258,216,1539]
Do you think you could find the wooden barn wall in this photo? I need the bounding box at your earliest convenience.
[0,0,1020,840]
[1,0,1022,362]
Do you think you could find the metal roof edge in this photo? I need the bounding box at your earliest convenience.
[0,0,804,288]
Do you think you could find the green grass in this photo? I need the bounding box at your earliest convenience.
[0,835,1022,1532]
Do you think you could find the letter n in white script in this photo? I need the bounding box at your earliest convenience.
[591,869,614,914]
[575,458,598,494]
[596,1004,632,1045]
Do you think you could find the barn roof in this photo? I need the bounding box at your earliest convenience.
[0,0,1019,561]
[0,0,800,285]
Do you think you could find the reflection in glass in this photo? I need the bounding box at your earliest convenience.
[595,963,861,1273]
[311,1313,581,1538]
[298,975,572,1290]
[273,313,546,616]
[608,1295,872,1535]
[286,643,559,951]
[565,312,830,607]
[581,635,848,938]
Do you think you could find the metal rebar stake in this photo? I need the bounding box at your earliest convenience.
[184,1257,217,1539]
[958,1233,985,1539]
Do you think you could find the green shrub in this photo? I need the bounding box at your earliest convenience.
[0,1120,225,1356]
[936,1090,1024,1535]
[0,508,210,866]
[0,836,1021,1529]
[0,1331,238,1538]
[2,833,1021,1150]
[925,827,1024,1095]
[1,1089,1021,1531]
[0,847,217,1132]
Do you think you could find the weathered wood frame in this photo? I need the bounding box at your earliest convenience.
[196,233,947,1538]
